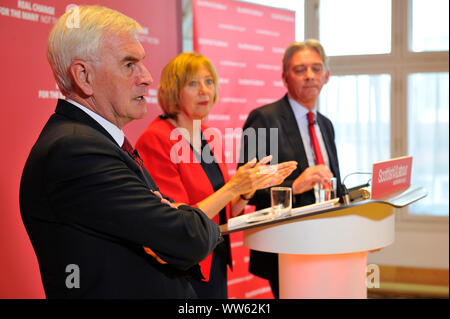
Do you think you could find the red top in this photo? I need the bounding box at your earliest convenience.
[135,116,231,281]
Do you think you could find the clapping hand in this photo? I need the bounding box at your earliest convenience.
[231,156,297,198]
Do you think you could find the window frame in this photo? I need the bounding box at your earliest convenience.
[183,0,449,226]
[311,0,449,224]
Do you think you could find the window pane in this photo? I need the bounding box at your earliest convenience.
[410,0,449,52]
[319,0,391,56]
[319,75,391,187]
[408,73,449,216]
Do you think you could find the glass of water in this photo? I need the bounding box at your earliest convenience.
[270,187,292,218]
[319,177,337,202]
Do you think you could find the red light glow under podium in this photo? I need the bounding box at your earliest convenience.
[279,252,367,299]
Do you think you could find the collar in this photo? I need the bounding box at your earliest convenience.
[287,96,317,120]
[66,99,125,147]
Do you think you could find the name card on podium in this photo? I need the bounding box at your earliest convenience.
[371,156,413,199]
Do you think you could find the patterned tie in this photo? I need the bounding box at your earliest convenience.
[121,136,144,167]
[121,136,134,157]
[307,111,325,165]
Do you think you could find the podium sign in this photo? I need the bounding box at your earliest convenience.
[371,156,412,199]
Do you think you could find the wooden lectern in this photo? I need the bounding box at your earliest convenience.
[221,186,427,299]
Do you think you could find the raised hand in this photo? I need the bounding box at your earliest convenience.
[291,164,333,195]
[230,157,297,197]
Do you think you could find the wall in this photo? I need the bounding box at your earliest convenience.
[368,214,449,269]
[0,0,181,298]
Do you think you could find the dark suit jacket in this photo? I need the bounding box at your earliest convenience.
[19,99,222,298]
[239,94,341,280]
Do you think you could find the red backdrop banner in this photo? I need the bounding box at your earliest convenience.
[0,0,181,298]
[193,0,295,299]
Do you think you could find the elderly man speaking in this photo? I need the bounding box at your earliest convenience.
[19,5,222,299]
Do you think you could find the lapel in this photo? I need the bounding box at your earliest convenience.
[54,99,158,190]
[170,122,216,195]
[201,125,231,223]
[278,95,310,172]
[201,123,229,183]
[55,99,117,145]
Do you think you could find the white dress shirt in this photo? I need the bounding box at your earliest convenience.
[288,97,330,202]
[67,99,125,147]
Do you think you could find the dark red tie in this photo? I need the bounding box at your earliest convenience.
[121,136,134,157]
[307,111,325,165]
[122,137,169,264]
[121,137,168,263]
[122,136,144,167]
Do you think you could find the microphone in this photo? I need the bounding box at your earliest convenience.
[348,184,371,201]
[348,182,370,193]
[132,149,144,166]
[339,184,351,205]
[341,172,372,202]
[133,149,141,159]
[339,182,371,204]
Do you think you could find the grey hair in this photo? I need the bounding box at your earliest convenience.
[47,5,141,96]
[282,39,329,79]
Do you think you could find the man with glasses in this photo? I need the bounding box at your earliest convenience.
[239,40,342,298]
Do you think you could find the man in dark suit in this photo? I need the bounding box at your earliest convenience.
[19,5,221,298]
[239,40,341,298]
